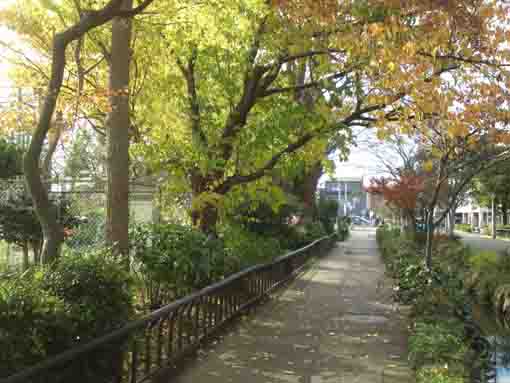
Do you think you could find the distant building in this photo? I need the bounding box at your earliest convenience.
[319,177,368,217]
[456,199,507,228]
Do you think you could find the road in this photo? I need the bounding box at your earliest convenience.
[456,231,510,254]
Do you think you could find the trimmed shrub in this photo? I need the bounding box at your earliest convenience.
[302,221,328,243]
[317,198,338,234]
[456,224,472,233]
[43,250,134,335]
[481,225,491,236]
[222,225,282,269]
[0,272,71,378]
[130,223,229,307]
[0,250,133,381]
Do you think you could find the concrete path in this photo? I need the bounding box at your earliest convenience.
[456,231,510,254]
[172,227,412,383]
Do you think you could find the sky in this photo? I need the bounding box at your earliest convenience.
[324,127,385,186]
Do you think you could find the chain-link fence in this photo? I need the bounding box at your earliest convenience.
[0,177,157,269]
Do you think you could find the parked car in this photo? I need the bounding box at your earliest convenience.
[350,216,371,225]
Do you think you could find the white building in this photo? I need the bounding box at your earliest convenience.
[456,199,507,228]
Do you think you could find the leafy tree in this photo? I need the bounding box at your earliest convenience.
[64,128,105,180]
[0,195,80,268]
[0,0,156,263]
[136,0,510,235]
[2,0,510,253]
[471,160,510,226]
[367,174,425,233]
[413,120,509,268]
[0,139,23,179]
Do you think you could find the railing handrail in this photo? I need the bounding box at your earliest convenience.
[2,235,332,383]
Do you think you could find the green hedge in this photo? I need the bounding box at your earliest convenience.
[0,250,133,380]
[1,221,332,380]
[130,223,229,307]
[375,226,472,382]
[456,224,472,233]
[130,222,329,308]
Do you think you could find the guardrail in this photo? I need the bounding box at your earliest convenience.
[2,235,335,383]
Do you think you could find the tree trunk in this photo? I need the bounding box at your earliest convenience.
[106,0,133,259]
[41,111,64,179]
[502,201,508,226]
[31,241,42,265]
[425,210,434,269]
[21,243,30,271]
[448,208,455,238]
[301,161,323,222]
[24,152,63,263]
[195,203,219,236]
[492,195,497,239]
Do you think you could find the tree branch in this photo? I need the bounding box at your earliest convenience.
[216,133,315,193]
[177,49,208,149]
[261,70,350,98]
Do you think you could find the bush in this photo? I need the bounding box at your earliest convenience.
[409,319,467,374]
[43,250,133,335]
[336,217,350,241]
[317,198,338,234]
[456,224,472,233]
[376,225,401,262]
[302,221,328,243]
[416,367,464,383]
[0,272,71,378]
[222,225,283,269]
[131,223,230,307]
[469,250,510,303]
[481,225,491,236]
[0,250,133,380]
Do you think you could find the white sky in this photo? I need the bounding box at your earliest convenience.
[0,26,17,90]
[323,127,383,186]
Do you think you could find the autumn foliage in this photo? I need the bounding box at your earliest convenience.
[366,175,425,212]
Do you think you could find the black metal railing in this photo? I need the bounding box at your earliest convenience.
[2,235,335,383]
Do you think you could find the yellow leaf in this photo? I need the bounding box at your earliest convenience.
[423,160,434,172]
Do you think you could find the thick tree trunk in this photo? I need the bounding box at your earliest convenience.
[301,161,323,222]
[41,111,64,179]
[196,203,219,235]
[106,0,133,258]
[448,208,455,238]
[190,172,221,235]
[24,149,63,264]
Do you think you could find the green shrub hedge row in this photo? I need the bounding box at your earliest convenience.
[0,250,133,380]
[456,223,472,233]
[376,226,474,383]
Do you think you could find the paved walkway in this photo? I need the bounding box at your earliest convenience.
[172,228,412,383]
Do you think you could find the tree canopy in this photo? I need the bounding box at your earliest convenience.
[0,0,509,251]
